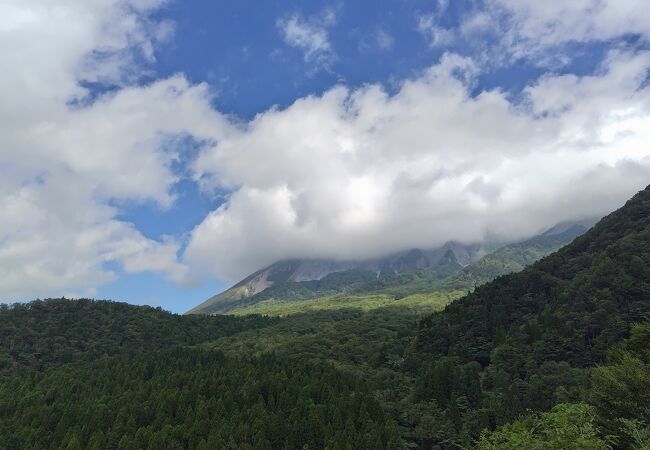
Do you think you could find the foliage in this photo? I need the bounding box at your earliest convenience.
[0,298,276,376]
[589,321,650,448]
[406,185,650,448]
[0,348,400,449]
[443,223,587,291]
[229,291,461,317]
[0,300,401,449]
[477,403,611,450]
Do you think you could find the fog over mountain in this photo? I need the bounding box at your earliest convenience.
[185,52,650,281]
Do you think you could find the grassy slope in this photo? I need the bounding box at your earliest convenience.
[229,290,466,317]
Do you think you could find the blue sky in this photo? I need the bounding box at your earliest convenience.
[3,0,650,313]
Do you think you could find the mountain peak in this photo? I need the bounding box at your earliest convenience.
[187,220,590,316]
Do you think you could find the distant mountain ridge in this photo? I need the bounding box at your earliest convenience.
[188,221,594,315]
[443,221,594,291]
[186,242,489,314]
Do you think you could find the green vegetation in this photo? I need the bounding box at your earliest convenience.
[0,298,276,376]
[0,347,400,449]
[0,300,400,449]
[1,186,649,448]
[477,321,650,449]
[443,223,587,291]
[588,321,650,448]
[404,185,650,448]
[230,290,463,317]
[477,403,611,449]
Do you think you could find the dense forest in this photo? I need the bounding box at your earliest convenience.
[407,185,650,448]
[1,186,649,449]
[0,301,400,449]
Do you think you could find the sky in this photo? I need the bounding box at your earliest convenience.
[2,0,650,313]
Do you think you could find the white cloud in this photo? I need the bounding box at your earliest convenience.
[458,0,650,65]
[418,0,456,48]
[359,29,394,53]
[277,10,337,68]
[185,51,650,282]
[419,1,650,67]
[418,15,455,48]
[0,0,228,300]
[493,0,650,49]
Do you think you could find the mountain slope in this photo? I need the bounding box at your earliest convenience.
[442,222,591,291]
[194,185,650,448]
[416,186,650,365]
[190,222,590,316]
[3,186,649,449]
[402,184,650,447]
[187,242,486,315]
[0,298,277,376]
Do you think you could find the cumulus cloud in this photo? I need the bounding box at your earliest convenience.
[185,51,650,282]
[0,0,228,299]
[277,9,337,69]
[4,0,650,297]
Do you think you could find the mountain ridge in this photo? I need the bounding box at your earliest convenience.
[186,242,490,315]
[188,221,593,315]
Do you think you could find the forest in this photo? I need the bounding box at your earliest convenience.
[1,185,649,449]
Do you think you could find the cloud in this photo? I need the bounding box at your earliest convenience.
[5,0,650,298]
[359,29,394,53]
[418,15,455,48]
[492,0,650,49]
[375,30,394,51]
[418,1,650,68]
[0,0,228,299]
[418,0,456,48]
[277,10,337,68]
[465,0,649,66]
[185,51,650,282]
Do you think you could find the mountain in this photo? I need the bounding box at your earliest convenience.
[186,242,488,314]
[442,221,593,291]
[3,186,649,449]
[415,190,650,365]
[188,222,591,315]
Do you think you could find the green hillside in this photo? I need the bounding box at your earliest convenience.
[406,184,650,448]
[0,300,400,449]
[229,290,464,317]
[442,223,589,291]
